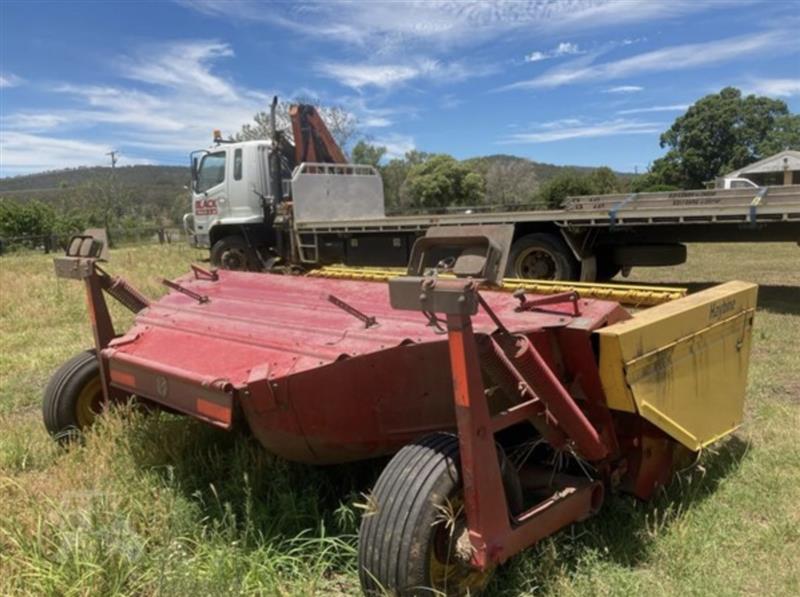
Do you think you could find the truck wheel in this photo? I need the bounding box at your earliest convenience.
[507,233,579,281]
[595,254,621,282]
[612,243,687,267]
[43,350,103,442]
[210,235,259,271]
[359,433,522,597]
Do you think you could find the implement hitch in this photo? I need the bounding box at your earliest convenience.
[389,226,605,569]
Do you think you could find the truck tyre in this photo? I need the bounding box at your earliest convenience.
[210,235,259,271]
[359,433,522,597]
[612,243,687,268]
[595,251,621,281]
[596,261,621,281]
[43,350,103,443]
[507,233,579,281]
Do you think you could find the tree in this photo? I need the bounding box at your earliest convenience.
[536,172,596,209]
[652,87,794,188]
[383,151,431,211]
[464,155,539,205]
[587,167,620,195]
[351,141,387,168]
[402,154,484,209]
[757,114,800,156]
[235,98,359,152]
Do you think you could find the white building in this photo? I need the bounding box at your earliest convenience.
[719,149,800,188]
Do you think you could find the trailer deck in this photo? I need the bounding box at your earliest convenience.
[295,184,800,232]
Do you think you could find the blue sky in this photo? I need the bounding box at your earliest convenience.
[1,0,799,177]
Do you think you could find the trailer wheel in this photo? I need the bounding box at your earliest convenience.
[210,235,259,271]
[507,233,578,281]
[359,433,522,597]
[42,350,103,442]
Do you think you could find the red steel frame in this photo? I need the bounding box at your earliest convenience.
[445,309,605,569]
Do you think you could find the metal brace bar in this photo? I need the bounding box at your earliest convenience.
[161,278,209,304]
[749,186,769,225]
[328,294,377,328]
[609,192,638,229]
[513,289,581,316]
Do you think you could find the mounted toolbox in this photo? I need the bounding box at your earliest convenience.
[44,228,757,597]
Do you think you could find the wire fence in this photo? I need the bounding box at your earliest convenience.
[0,227,188,256]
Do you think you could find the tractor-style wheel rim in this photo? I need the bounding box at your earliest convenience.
[75,376,103,429]
[515,247,558,279]
[428,495,493,595]
[221,247,248,271]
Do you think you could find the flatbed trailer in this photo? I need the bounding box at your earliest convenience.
[291,183,800,281]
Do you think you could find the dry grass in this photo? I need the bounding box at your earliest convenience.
[1,242,799,595]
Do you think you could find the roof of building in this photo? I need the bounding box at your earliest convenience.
[725,150,800,177]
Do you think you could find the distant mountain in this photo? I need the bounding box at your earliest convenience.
[0,165,188,196]
[0,158,632,218]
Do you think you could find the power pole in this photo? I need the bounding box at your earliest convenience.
[104,150,119,248]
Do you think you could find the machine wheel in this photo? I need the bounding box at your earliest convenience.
[42,350,104,442]
[507,233,579,281]
[359,433,522,597]
[210,235,259,271]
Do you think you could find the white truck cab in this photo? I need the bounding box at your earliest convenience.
[186,140,273,250]
[185,137,384,270]
[721,177,759,190]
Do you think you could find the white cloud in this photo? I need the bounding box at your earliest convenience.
[123,41,244,102]
[316,58,494,90]
[746,78,800,97]
[617,104,689,115]
[316,63,421,89]
[502,31,789,91]
[0,40,278,173]
[604,85,644,93]
[362,116,393,128]
[555,42,582,56]
[370,133,415,159]
[0,73,23,88]
[180,1,726,55]
[524,51,548,63]
[524,41,584,63]
[0,131,152,175]
[500,118,661,143]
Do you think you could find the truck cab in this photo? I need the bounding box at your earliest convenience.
[187,140,274,251]
[185,133,385,271]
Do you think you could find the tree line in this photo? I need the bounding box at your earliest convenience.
[351,87,799,210]
[1,86,797,243]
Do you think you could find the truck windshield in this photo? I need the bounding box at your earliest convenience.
[197,151,226,193]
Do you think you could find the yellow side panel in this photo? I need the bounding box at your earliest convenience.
[597,281,758,450]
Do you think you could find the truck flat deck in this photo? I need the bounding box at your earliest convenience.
[295,184,800,232]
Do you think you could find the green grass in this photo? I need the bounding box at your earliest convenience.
[1,243,799,595]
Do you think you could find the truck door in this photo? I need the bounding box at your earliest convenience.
[193,149,229,236]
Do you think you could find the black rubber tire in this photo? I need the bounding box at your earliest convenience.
[507,233,579,281]
[42,350,102,443]
[358,433,522,597]
[612,243,687,267]
[210,235,260,271]
[595,253,621,282]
